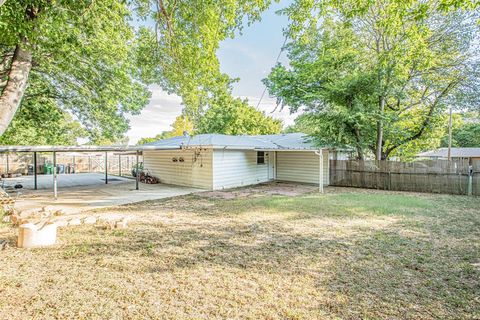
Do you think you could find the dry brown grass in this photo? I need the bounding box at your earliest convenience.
[0,186,479,319]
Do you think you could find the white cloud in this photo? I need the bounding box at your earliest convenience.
[126,85,182,144]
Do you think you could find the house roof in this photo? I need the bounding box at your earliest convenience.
[417,148,480,158]
[0,133,321,153]
[144,133,321,150]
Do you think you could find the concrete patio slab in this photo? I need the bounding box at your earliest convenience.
[6,173,202,214]
[1,172,132,190]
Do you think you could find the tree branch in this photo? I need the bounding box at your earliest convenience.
[383,81,457,158]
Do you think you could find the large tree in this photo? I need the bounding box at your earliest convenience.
[134,0,273,123]
[196,93,282,135]
[265,0,479,160]
[0,0,150,143]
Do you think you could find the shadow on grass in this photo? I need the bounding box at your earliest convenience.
[2,188,479,318]
[50,210,479,319]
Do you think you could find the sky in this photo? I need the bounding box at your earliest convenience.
[126,1,298,144]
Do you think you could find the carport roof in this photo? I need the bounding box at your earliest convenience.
[144,132,322,150]
[0,144,180,153]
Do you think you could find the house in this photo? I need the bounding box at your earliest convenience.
[416,148,480,166]
[142,133,329,190]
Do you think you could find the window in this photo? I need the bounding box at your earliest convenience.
[257,151,265,164]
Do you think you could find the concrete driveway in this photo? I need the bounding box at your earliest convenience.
[7,173,202,214]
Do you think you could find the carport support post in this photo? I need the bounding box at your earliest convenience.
[105,151,108,184]
[33,152,37,190]
[53,151,58,200]
[135,150,139,190]
[118,154,121,177]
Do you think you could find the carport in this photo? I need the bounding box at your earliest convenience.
[0,144,180,200]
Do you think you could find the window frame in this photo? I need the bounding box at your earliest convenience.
[257,151,266,165]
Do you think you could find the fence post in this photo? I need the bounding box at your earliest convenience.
[388,171,392,191]
[468,166,473,196]
[118,154,122,177]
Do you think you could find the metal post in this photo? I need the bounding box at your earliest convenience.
[448,107,452,161]
[73,155,76,174]
[135,150,139,190]
[33,152,37,190]
[315,149,324,193]
[105,151,108,184]
[53,151,57,200]
[320,151,324,193]
[118,154,121,177]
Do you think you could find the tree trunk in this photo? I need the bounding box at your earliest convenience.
[0,44,32,135]
[353,127,364,160]
[375,95,385,160]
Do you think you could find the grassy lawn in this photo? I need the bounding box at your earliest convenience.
[1,187,479,319]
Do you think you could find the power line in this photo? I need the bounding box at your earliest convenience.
[256,36,288,110]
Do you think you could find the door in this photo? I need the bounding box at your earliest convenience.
[267,151,276,180]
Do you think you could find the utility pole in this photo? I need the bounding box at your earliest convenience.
[447,107,452,161]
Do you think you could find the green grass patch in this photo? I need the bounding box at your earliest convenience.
[1,187,479,319]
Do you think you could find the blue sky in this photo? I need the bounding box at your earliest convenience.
[126,1,297,143]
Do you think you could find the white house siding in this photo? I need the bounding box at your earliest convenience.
[213,149,270,189]
[142,149,213,189]
[276,150,329,185]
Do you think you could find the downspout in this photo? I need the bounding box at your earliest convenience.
[315,149,324,193]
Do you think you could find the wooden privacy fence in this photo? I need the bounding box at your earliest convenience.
[330,159,479,196]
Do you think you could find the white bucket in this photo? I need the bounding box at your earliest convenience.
[17,222,57,248]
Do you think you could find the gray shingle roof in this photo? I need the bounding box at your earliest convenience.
[144,133,320,150]
[417,148,480,158]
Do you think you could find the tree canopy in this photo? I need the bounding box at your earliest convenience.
[0,0,277,144]
[0,98,85,145]
[441,112,480,148]
[265,0,479,160]
[137,115,194,145]
[2,0,477,147]
[134,0,273,122]
[0,0,150,144]
[196,94,282,135]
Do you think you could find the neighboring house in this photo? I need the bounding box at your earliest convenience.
[416,148,480,165]
[143,133,329,190]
